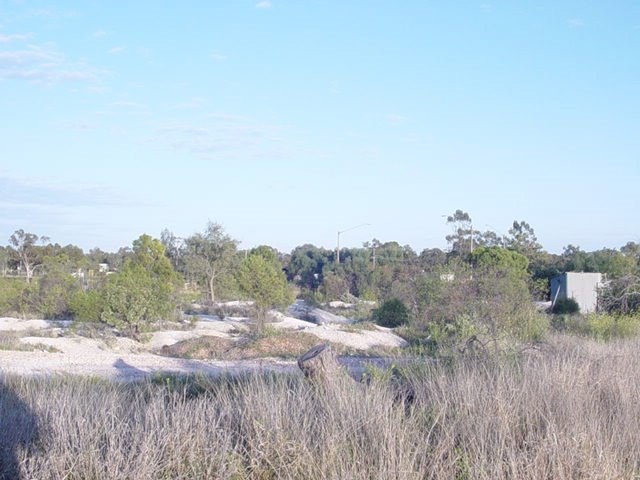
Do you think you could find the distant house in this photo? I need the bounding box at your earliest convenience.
[550,272,603,313]
[98,263,109,273]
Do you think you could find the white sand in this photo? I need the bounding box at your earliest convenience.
[0,311,407,379]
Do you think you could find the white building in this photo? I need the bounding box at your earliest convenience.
[550,272,603,313]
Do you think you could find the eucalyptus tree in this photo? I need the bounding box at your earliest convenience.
[184,222,239,303]
[8,229,46,283]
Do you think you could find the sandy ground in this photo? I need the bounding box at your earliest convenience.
[0,310,408,380]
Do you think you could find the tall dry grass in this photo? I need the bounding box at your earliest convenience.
[1,334,640,479]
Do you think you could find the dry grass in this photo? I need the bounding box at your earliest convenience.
[2,333,640,479]
[0,332,60,353]
[161,330,328,360]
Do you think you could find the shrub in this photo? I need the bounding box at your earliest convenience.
[371,298,409,328]
[560,313,640,341]
[0,278,30,316]
[34,267,79,319]
[552,298,580,315]
[68,290,105,322]
[101,263,176,339]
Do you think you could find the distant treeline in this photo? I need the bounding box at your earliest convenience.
[1,210,638,343]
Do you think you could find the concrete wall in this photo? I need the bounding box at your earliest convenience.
[551,272,603,313]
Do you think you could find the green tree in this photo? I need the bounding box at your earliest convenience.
[101,235,179,339]
[35,262,80,319]
[185,222,239,303]
[505,221,542,259]
[8,230,45,283]
[237,254,294,330]
[445,210,475,256]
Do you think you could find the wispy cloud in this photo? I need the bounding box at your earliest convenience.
[0,43,101,84]
[174,98,206,110]
[568,18,585,28]
[108,46,125,54]
[151,115,290,161]
[386,114,407,124]
[92,30,107,38]
[211,52,226,61]
[0,33,31,43]
[0,174,130,209]
[110,100,146,109]
[256,1,272,9]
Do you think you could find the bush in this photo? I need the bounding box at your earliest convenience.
[0,278,30,316]
[34,268,79,319]
[552,298,580,315]
[68,290,105,322]
[371,298,409,328]
[560,313,640,341]
[101,263,176,339]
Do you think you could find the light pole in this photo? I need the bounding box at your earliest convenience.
[336,223,370,264]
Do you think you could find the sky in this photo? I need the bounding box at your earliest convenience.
[1,1,639,254]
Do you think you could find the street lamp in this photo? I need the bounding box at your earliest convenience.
[336,223,370,264]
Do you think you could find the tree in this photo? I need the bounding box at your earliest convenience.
[287,244,332,290]
[184,222,239,303]
[237,254,294,330]
[160,228,186,273]
[101,235,179,339]
[8,230,43,283]
[445,210,475,256]
[506,221,542,259]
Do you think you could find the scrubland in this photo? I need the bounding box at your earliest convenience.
[2,333,639,480]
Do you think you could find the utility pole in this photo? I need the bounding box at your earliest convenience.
[336,223,370,264]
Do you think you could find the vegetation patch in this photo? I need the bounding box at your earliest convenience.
[160,330,322,360]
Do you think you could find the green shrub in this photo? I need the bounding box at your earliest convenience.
[371,298,409,328]
[552,298,580,315]
[68,290,105,322]
[0,278,30,316]
[559,313,640,340]
[35,268,79,319]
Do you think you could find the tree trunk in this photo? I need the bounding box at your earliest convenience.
[208,274,215,303]
[298,344,342,384]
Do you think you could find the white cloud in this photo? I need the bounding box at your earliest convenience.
[568,18,585,28]
[386,114,407,124]
[256,1,272,9]
[153,115,290,161]
[211,52,226,61]
[108,46,125,54]
[0,33,31,43]
[174,98,206,109]
[0,44,100,83]
[110,100,145,109]
[92,30,106,38]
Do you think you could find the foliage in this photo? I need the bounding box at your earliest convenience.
[557,313,640,340]
[468,246,529,275]
[68,290,105,322]
[102,263,172,338]
[101,236,179,339]
[184,222,239,303]
[0,278,31,316]
[552,298,580,315]
[8,229,44,283]
[371,298,409,328]
[33,264,80,319]
[237,254,294,330]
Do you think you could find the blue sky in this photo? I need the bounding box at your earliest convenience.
[1,1,638,253]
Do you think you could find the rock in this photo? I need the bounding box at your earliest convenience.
[307,308,353,325]
[327,301,356,309]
